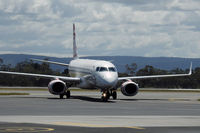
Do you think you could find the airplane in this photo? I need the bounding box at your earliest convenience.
[0,24,192,101]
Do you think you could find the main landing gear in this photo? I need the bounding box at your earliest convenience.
[59,90,71,99]
[101,90,117,102]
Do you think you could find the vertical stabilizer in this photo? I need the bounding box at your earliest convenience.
[73,23,78,59]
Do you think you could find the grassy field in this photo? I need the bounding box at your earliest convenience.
[0,87,200,93]
[0,87,47,91]
[139,89,200,93]
[0,92,29,95]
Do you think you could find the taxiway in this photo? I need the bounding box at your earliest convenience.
[0,89,200,133]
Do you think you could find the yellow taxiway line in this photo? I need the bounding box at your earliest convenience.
[53,122,145,130]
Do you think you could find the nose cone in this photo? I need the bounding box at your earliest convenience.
[100,72,118,88]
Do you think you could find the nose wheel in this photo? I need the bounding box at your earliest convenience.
[112,91,117,100]
[101,90,117,102]
[101,91,110,102]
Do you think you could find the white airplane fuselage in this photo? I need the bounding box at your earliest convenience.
[69,59,118,90]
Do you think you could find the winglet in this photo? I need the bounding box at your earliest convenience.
[73,23,78,59]
[189,62,192,75]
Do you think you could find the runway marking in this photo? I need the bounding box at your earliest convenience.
[168,98,192,102]
[0,127,54,132]
[53,122,145,130]
[125,126,145,130]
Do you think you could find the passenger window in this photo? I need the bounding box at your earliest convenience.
[108,67,116,72]
[99,67,108,72]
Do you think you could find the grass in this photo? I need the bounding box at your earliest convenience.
[72,88,200,93]
[0,88,46,91]
[139,89,200,93]
[0,87,200,93]
[0,92,29,95]
[0,87,98,92]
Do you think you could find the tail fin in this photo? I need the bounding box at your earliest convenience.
[73,23,78,59]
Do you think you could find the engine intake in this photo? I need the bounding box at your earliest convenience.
[48,80,67,95]
[121,81,139,96]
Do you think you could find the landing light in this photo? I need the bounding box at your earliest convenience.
[103,93,107,97]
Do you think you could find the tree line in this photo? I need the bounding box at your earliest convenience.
[120,63,200,89]
[0,59,68,87]
[0,59,199,88]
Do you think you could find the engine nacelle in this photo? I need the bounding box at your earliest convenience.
[48,80,67,95]
[121,81,139,96]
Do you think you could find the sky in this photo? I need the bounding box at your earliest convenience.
[0,0,200,58]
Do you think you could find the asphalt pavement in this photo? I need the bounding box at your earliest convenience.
[0,89,200,133]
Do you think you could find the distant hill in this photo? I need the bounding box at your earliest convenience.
[0,54,200,73]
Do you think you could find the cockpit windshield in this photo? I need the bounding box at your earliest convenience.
[99,67,108,72]
[108,67,116,72]
[96,67,116,72]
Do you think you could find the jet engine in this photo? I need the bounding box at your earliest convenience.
[48,79,67,95]
[121,81,139,96]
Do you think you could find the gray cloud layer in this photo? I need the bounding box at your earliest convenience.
[0,0,199,57]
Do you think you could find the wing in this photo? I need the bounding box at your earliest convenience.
[0,71,80,82]
[30,58,69,67]
[118,63,192,81]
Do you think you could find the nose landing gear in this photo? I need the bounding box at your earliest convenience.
[101,91,110,102]
[112,91,117,100]
[101,90,117,102]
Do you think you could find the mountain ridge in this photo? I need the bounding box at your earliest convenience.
[0,54,199,72]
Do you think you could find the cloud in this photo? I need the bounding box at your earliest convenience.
[0,0,199,58]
